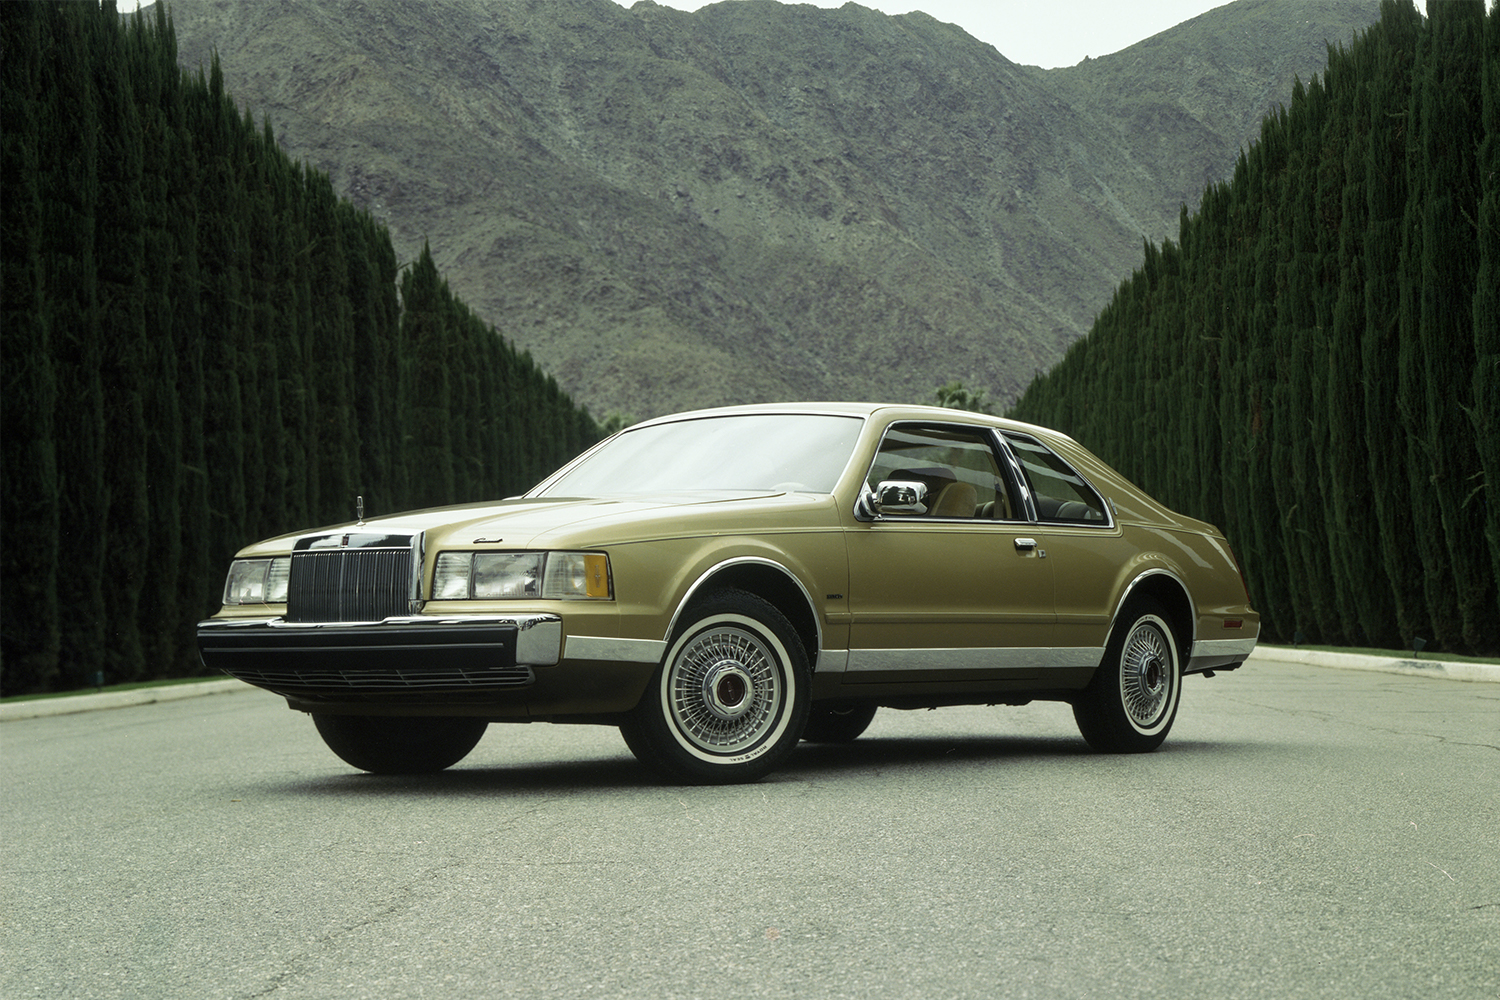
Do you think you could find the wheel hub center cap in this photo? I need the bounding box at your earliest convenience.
[1142,657,1163,691]
[702,660,755,720]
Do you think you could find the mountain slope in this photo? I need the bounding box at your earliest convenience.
[165,0,1382,419]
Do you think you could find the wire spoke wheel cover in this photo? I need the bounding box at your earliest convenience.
[668,623,783,755]
[620,588,810,784]
[1120,617,1173,729]
[1073,598,1181,753]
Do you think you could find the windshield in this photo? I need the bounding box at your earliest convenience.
[536,413,864,496]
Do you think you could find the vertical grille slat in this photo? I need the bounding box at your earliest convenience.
[286,539,414,623]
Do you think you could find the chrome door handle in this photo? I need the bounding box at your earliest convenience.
[1014,537,1037,551]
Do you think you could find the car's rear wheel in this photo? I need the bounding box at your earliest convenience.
[312,714,488,773]
[1073,598,1181,753]
[801,702,877,743]
[620,589,810,784]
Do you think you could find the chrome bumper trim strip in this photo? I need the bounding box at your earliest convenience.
[846,646,1104,672]
[198,613,564,666]
[562,635,667,663]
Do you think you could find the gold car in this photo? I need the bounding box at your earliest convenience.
[197,403,1258,783]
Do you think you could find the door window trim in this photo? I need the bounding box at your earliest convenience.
[995,431,1115,529]
[857,421,1028,524]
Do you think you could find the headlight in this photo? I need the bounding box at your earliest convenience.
[473,552,544,598]
[222,557,290,605]
[432,552,611,600]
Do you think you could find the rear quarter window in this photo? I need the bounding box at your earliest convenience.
[1003,433,1109,524]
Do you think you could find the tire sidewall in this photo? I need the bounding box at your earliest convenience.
[1074,598,1182,752]
[627,589,810,783]
[312,714,487,773]
[658,610,799,765]
[1112,611,1180,739]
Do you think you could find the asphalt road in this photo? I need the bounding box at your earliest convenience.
[3,658,1496,1000]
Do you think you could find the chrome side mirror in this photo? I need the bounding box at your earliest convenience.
[857,480,929,520]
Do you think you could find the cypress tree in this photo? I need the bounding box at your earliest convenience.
[164,4,215,668]
[1,0,603,690]
[447,296,483,502]
[1248,113,1294,641]
[494,334,523,497]
[1326,31,1400,647]
[43,1,110,688]
[1305,74,1341,641]
[400,243,457,508]
[1007,0,1495,652]
[195,55,250,574]
[1272,78,1334,642]
[1306,63,1360,643]
[1363,1,1427,647]
[126,7,185,676]
[249,142,295,536]
[345,207,401,513]
[1184,192,1227,531]
[0,1,62,692]
[1397,6,1464,652]
[1214,153,1257,610]
[91,0,151,682]
[230,104,272,543]
[1475,2,1500,603]
[1411,0,1493,651]
[305,170,359,524]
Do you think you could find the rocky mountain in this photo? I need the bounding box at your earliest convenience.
[163,0,1383,420]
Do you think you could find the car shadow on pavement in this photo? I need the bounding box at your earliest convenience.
[789,732,1092,770]
[271,755,654,798]
[787,733,1251,775]
[258,732,1246,798]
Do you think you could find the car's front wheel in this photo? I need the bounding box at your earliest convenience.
[1072,598,1182,753]
[620,589,810,784]
[312,714,488,773]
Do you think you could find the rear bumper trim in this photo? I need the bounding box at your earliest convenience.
[1186,636,1258,674]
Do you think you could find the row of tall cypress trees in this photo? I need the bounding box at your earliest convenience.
[1,1,601,695]
[1010,0,1498,656]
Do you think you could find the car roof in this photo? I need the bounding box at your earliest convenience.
[627,401,1064,440]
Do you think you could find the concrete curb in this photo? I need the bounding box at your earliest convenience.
[0,677,256,721]
[1247,645,1500,683]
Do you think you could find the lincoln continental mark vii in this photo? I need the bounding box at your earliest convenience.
[197,403,1259,784]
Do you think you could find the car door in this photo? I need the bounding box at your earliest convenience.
[1001,431,1124,656]
[842,421,1057,682]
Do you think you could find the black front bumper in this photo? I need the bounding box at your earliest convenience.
[197,614,562,701]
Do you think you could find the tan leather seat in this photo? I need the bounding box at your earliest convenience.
[979,484,1015,520]
[929,481,978,518]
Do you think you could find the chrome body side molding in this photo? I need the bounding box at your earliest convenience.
[563,635,668,664]
[846,646,1105,672]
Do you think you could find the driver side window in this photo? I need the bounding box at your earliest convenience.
[866,424,1022,520]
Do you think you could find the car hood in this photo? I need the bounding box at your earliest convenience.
[236,491,829,556]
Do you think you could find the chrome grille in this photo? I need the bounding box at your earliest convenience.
[286,542,413,623]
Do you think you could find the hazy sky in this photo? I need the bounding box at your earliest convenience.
[618,0,1436,70]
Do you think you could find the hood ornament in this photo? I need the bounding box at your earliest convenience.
[355,495,365,526]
